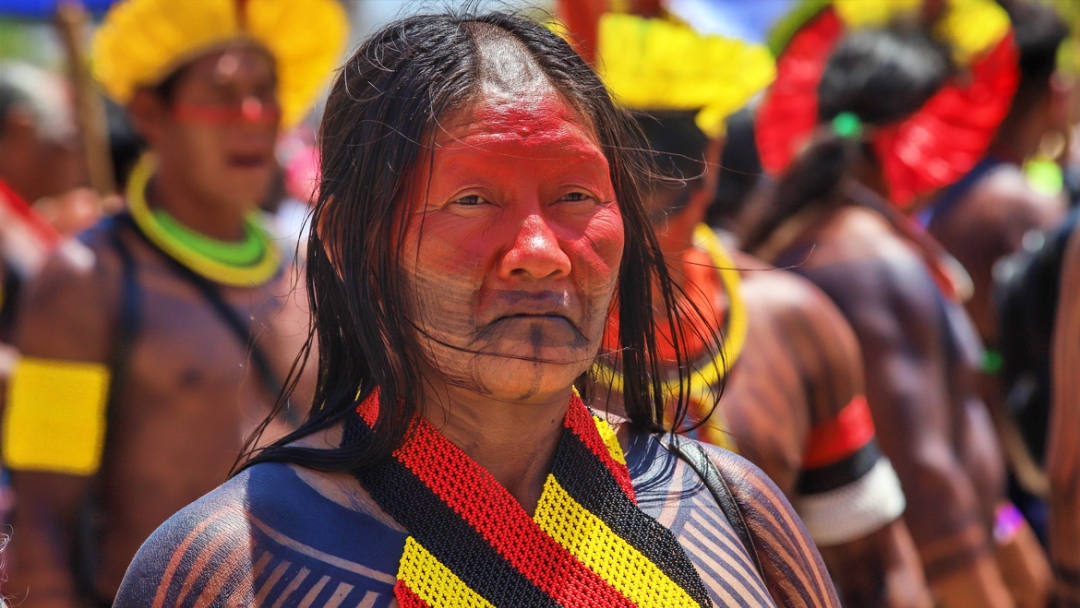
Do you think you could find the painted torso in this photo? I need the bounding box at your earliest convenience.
[716,253,856,496]
[116,425,839,607]
[773,205,1005,546]
[17,216,312,596]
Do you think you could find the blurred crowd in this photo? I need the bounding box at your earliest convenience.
[0,0,1078,606]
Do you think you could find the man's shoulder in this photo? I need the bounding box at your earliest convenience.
[14,218,131,356]
[623,427,799,531]
[623,430,839,606]
[967,165,1065,225]
[787,218,937,319]
[928,165,1065,254]
[781,207,924,283]
[737,260,844,329]
[116,462,405,608]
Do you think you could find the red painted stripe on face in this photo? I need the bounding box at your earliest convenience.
[802,394,876,469]
[170,101,281,125]
[390,405,635,608]
[563,395,636,502]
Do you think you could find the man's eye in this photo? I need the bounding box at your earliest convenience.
[454,195,486,206]
[560,192,590,202]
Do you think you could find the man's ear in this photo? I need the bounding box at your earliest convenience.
[686,136,727,220]
[126,89,168,146]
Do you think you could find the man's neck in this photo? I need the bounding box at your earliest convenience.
[148,162,247,242]
[420,382,571,516]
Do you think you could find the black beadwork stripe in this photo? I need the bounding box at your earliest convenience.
[795,440,881,495]
[348,415,559,608]
[552,426,713,607]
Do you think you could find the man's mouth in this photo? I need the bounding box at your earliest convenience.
[228,154,269,169]
[497,313,573,324]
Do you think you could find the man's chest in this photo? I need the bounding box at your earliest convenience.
[103,269,299,464]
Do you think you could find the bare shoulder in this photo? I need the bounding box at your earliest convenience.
[116,462,405,608]
[736,251,853,337]
[965,165,1066,233]
[700,442,841,607]
[784,208,942,326]
[14,219,125,360]
[621,425,840,607]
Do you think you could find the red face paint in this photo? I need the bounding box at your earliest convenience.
[401,91,623,402]
[170,98,281,125]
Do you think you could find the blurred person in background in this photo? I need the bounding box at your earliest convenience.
[920,3,1069,534]
[1048,51,1080,607]
[0,60,94,526]
[0,0,346,604]
[745,2,1052,606]
[1050,219,1080,607]
[589,14,930,606]
[0,61,87,340]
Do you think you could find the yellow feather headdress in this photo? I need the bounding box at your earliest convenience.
[596,13,776,138]
[92,0,348,126]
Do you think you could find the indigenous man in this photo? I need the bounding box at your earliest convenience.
[746,4,1050,607]
[1050,224,1080,607]
[0,62,83,342]
[116,12,840,608]
[922,1,1069,354]
[1,0,346,604]
[920,3,1069,518]
[589,14,929,607]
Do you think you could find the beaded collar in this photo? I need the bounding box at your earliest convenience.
[345,389,713,607]
[125,155,282,287]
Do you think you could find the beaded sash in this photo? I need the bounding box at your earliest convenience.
[347,390,712,607]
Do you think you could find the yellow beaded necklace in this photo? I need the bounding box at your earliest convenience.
[126,155,283,287]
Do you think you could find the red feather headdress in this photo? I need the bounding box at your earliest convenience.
[755,5,1019,208]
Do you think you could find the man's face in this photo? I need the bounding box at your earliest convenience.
[0,76,81,203]
[135,47,279,212]
[400,92,623,403]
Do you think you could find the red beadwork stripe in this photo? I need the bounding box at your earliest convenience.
[379,397,636,608]
[802,395,876,469]
[563,397,636,502]
[394,582,432,608]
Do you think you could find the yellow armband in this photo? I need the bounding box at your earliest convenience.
[3,357,111,475]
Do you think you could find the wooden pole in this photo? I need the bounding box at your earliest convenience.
[54,0,120,210]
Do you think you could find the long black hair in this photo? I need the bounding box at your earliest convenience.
[744,24,952,252]
[238,11,718,474]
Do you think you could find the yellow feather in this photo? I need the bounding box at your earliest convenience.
[91,0,348,126]
[596,14,775,138]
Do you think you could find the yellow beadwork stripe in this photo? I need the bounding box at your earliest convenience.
[2,357,111,475]
[398,537,495,608]
[593,417,626,466]
[534,476,702,608]
[127,155,283,287]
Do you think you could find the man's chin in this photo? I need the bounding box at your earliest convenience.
[471,354,591,401]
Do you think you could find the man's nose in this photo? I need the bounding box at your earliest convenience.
[498,214,572,281]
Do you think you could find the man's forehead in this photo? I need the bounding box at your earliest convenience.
[183,45,276,84]
[435,92,592,146]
